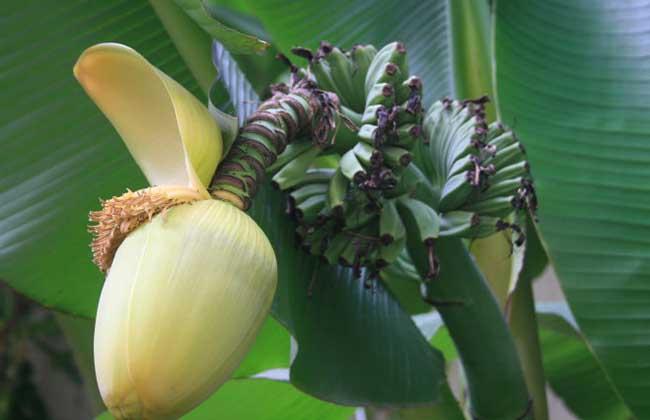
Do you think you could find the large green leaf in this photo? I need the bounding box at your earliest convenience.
[538,313,634,420]
[232,0,454,104]
[494,1,650,416]
[0,0,201,317]
[249,186,446,406]
[97,379,354,420]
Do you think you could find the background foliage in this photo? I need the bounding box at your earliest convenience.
[1,0,649,419]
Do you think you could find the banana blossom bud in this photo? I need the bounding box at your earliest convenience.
[74,44,277,419]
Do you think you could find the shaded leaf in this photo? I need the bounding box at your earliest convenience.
[97,379,354,420]
[495,1,650,415]
[174,0,270,54]
[538,313,634,420]
[0,0,203,317]
[248,185,447,406]
[240,0,455,104]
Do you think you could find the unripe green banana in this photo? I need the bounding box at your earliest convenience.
[484,142,526,169]
[396,197,441,243]
[396,197,440,280]
[295,194,327,223]
[440,211,480,237]
[486,121,506,141]
[353,142,383,168]
[385,163,433,199]
[439,211,503,238]
[378,237,406,267]
[488,131,517,151]
[289,183,328,205]
[366,82,396,107]
[395,101,421,125]
[438,171,476,212]
[271,147,321,189]
[323,232,352,265]
[365,42,408,95]
[372,62,403,89]
[340,148,367,183]
[491,161,529,184]
[268,141,313,173]
[339,239,359,267]
[358,124,380,144]
[361,105,384,125]
[281,168,336,190]
[310,58,338,93]
[328,167,349,214]
[344,203,378,229]
[463,195,516,218]
[379,199,406,244]
[382,146,412,168]
[396,76,422,104]
[480,177,525,200]
[396,124,421,146]
[323,46,357,108]
[349,45,378,110]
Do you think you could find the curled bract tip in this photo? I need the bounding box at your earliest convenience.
[74,43,223,194]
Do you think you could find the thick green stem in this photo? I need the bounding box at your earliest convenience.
[509,276,549,420]
[421,238,531,420]
[209,83,324,210]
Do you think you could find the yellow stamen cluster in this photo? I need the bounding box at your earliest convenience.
[89,188,197,272]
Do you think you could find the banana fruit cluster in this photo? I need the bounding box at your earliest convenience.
[272,42,536,282]
[268,42,426,277]
[420,97,537,246]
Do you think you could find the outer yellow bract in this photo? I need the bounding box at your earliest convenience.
[95,200,276,419]
[75,43,278,419]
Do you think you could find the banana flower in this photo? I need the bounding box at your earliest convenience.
[74,43,277,420]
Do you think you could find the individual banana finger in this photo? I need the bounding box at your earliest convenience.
[328,167,349,215]
[268,141,314,173]
[382,146,412,168]
[485,142,526,169]
[323,232,351,265]
[294,194,327,223]
[396,197,440,243]
[491,161,529,183]
[340,149,367,183]
[365,42,408,95]
[365,83,395,107]
[289,183,328,205]
[358,124,380,144]
[378,237,406,267]
[463,195,517,218]
[396,197,440,280]
[438,172,476,212]
[439,211,479,237]
[361,104,385,125]
[486,121,506,141]
[324,46,357,107]
[353,142,383,167]
[379,199,406,244]
[480,177,525,200]
[310,58,338,93]
[488,131,517,151]
[396,76,422,104]
[271,147,322,190]
[349,44,378,110]
[281,168,336,190]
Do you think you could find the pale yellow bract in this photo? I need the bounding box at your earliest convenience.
[74,43,222,193]
[74,43,278,420]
